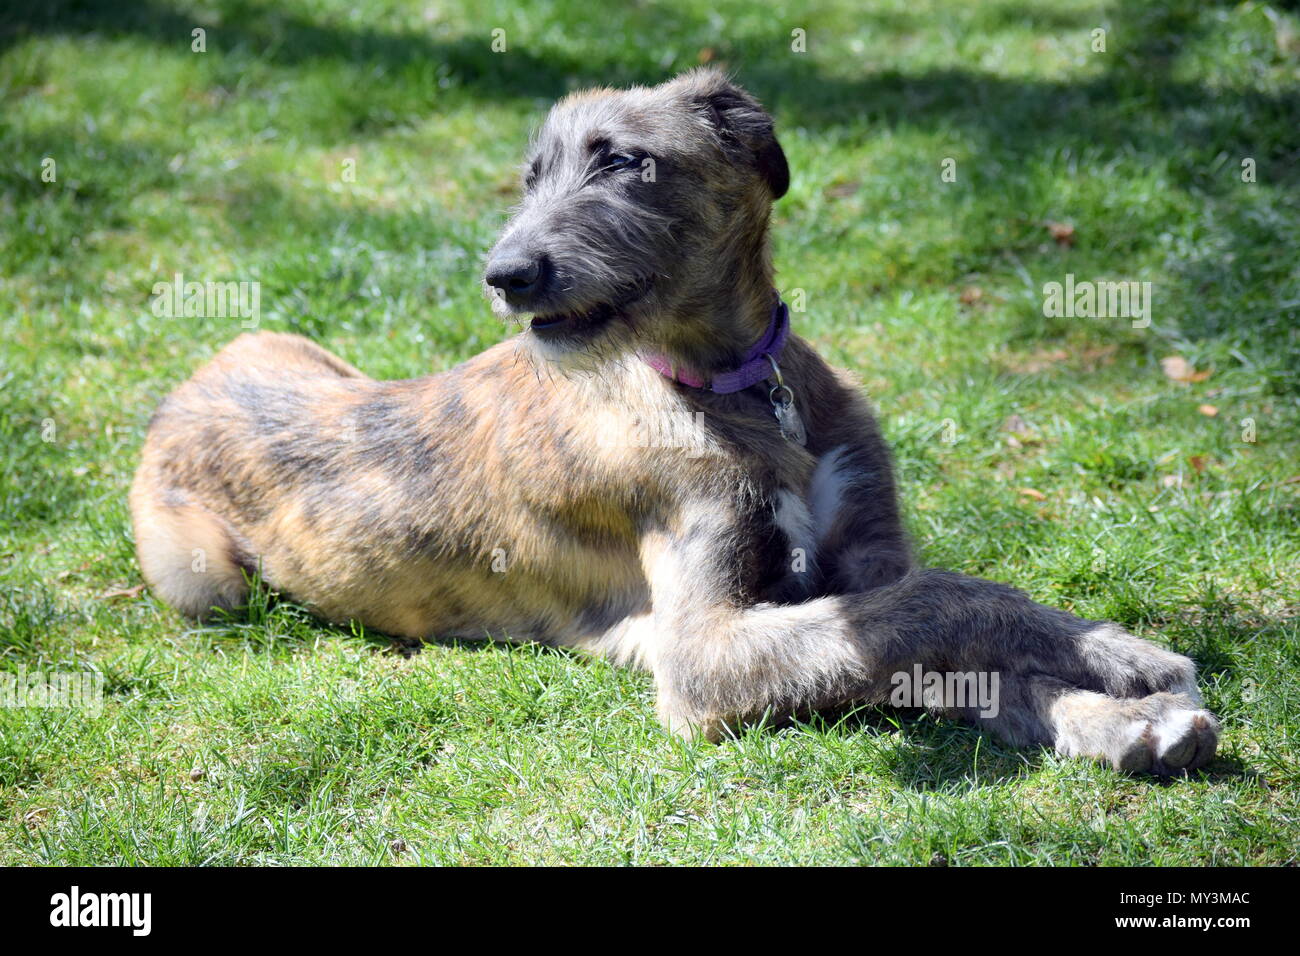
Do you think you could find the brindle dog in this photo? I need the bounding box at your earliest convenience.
[132,69,1219,774]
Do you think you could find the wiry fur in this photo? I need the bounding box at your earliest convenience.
[132,69,1219,775]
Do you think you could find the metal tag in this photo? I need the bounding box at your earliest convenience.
[763,354,807,446]
[772,391,807,446]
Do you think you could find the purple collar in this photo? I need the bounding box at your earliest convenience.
[642,298,790,394]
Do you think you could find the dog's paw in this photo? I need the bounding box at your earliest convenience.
[1114,720,1156,774]
[1080,625,1202,701]
[1111,699,1219,775]
[655,695,728,743]
[1152,708,1219,773]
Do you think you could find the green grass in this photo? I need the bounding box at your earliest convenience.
[2,0,1298,865]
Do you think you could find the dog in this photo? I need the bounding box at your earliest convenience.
[131,68,1219,774]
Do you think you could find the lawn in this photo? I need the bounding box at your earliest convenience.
[1,0,1297,865]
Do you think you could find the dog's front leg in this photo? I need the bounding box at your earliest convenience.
[805,411,914,594]
[645,502,903,741]
[645,508,1219,771]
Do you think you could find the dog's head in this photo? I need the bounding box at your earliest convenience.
[484,68,787,369]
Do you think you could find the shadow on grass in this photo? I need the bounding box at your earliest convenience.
[4,0,1298,177]
[165,588,1274,790]
[6,0,1298,387]
[199,580,598,663]
[802,703,1044,789]
[809,701,1259,789]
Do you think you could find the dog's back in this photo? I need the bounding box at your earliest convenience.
[131,332,683,640]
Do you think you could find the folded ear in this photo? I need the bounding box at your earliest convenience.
[682,69,789,200]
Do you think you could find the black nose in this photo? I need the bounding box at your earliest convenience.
[486,254,547,307]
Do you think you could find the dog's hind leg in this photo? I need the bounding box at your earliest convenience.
[130,478,252,620]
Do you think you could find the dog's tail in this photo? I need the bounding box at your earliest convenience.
[130,475,252,620]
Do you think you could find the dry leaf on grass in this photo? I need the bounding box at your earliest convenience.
[1017,487,1047,501]
[101,583,146,601]
[1009,349,1068,374]
[1001,413,1032,433]
[1161,355,1212,383]
[1000,413,1042,447]
[1045,221,1075,246]
[1003,345,1117,375]
[22,808,50,828]
[1198,404,1219,417]
[959,285,983,305]
[55,560,93,581]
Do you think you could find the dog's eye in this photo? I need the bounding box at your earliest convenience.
[594,150,646,178]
